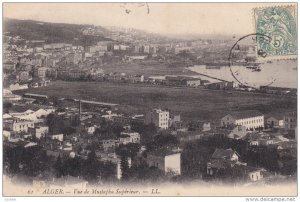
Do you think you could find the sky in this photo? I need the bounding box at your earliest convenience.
[3,3,295,37]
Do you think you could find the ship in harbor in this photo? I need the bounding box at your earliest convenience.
[246,62,261,72]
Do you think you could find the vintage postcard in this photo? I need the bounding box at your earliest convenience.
[2,2,298,198]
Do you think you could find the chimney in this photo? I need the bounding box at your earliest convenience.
[79,100,81,119]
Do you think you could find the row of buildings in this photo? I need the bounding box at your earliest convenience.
[221,111,297,131]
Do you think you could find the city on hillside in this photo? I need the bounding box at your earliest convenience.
[2,3,298,196]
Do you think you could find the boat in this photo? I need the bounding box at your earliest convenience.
[252,67,261,72]
[246,62,261,72]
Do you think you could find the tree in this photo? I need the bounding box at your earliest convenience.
[147,134,179,151]
[131,122,157,144]
[64,156,82,177]
[62,126,76,136]
[93,121,124,140]
[48,96,59,106]
[4,146,24,174]
[82,150,100,183]
[3,102,13,113]
[54,155,64,178]
[124,164,166,182]
[71,115,80,127]
[46,113,67,134]
[116,143,140,160]
[120,154,130,181]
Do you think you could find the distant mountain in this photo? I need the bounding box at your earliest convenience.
[3,18,233,46]
[3,18,112,46]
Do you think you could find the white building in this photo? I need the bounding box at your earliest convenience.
[116,157,132,179]
[3,89,22,101]
[34,108,55,118]
[145,109,170,129]
[4,119,34,133]
[226,125,248,139]
[3,130,11,141]
[51,134,64,142]
[28,126,49,139]
[99,153,131,180]
[9,83,28,91]
[146,148,181,175]
[247,168,263,181]
[265,115,284,128]
[221,111,264,130]
[119,130,140,145]
[86,126,96,135]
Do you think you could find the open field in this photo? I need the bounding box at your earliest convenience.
[101,61,196,76]
[15,81,297,123]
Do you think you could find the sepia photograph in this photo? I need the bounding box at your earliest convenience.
[1,2,298,198]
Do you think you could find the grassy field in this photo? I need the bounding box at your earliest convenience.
[101,60,195,76]
[15,81,297,123]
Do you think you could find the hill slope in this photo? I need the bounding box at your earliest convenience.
[3,18,111,46]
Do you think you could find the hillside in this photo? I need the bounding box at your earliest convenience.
[3,18,111,46]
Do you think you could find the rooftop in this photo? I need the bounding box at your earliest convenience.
[211,148,238,159]
[80,99,118,107]
[154,109,168,113]
[148,147,181,157]
[233,164,264,173]
[227,110,263,120]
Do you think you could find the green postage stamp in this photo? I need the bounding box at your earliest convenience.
[254,5,297,59]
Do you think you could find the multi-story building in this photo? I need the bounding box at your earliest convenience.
[18,70,30,82]
[206,81,234,90]
[221,111,264,130]
[4,119,35,133]
[88,45,108,53]
[68,70,88,80]
[146,148,181,175]
[119,130,140,145]
[101,139,119,151]
[145,109,170,129]
[143,45,150,54]
[265,116,284,128]
[119,45,129,51]
[34,67,48,80]
[28,126,49,139]
[3,61,16,72]
[283,112,297,130]
[185,79,201,87]
[133,45,141,53]
[65,53,83,65]
[50,134,64,142]
[149,46,157,54]
[34,47,43,53]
